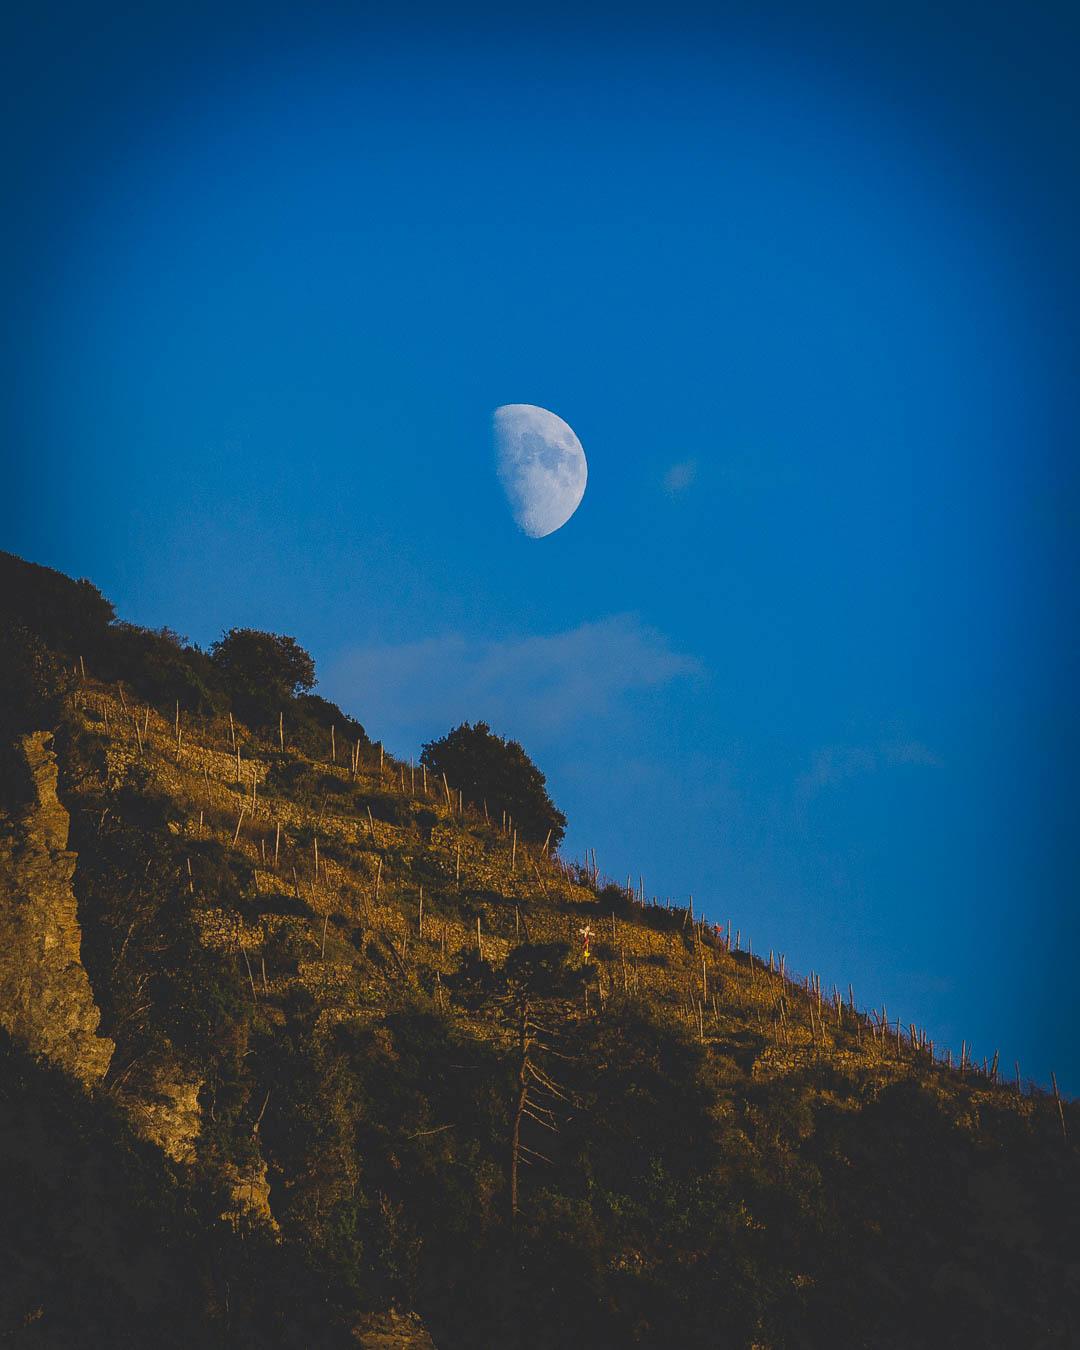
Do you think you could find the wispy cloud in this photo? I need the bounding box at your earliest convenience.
[798,739,942,801]
[323,614,701,753]
[662,459,697,494]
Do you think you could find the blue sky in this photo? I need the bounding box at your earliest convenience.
[4,1,1078,1089]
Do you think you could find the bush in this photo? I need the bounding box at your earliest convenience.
[286,693,373,763]
[103,623,225,715]
[0,550,114,662]
[0,622,73,741]
[209,628,316,728]
[420,722,566,848]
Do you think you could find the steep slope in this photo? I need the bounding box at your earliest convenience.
[0,546,1076,1348]
[29,678,1077,1347]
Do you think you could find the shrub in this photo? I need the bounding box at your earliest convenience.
[0,622,73,740]
[209,628,316,728]
[0,550,114,662]
[286,692,373,763]
[420,722,566,848]
[103,622,225,715]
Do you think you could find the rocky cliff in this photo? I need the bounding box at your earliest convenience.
[0,731,113,1086]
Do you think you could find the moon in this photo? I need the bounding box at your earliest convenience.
[493,404,588,538]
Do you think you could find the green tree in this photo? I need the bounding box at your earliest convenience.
[209,627,316,727]
[420,721,567,848]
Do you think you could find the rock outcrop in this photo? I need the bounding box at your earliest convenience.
[351,1309,437,1348]
[0,730,114,1085]
[121,1064,202,1163]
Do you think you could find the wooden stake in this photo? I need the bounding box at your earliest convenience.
[240,938,258,1001]
[1015,1061,1022,1098]
[313,835,319,878]
[233,808,247,845]
[274,821,281,869]
[279,711,284,752]
[331,724,336,763]
[367,806,376,841]
[229,711,236,748]
[374,856,382,903]
[321,912,329,958]
[1051,1072,1068,1143]
[418,887,424,937]
[511,829,517,873]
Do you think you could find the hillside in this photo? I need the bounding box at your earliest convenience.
[0,551,1077,1348]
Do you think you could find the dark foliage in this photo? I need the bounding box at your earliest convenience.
[421,721,566,848]
[210,628,317,728]
[102,622,225,715]
[0,622,73,741]
[286,692,373,763]
[0,1032,352,1349]
[0,550,114,663]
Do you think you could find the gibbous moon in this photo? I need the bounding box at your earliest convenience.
[493,404,588,538]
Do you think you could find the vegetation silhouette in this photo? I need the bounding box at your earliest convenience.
[421,721,567,849]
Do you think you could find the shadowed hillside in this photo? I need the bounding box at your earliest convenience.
[0,551,1077,1348]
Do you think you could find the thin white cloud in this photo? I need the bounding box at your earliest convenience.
[663,459,697,494]
[323,614,701,753]
[798,739,942,800]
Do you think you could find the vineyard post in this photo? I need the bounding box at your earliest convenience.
[1051,1073,1068,1143]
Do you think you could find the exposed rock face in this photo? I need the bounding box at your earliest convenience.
[122,1064,202,1163]
[351,1309,437,1348]
[223,1153,279,1230]
[0,731,113,1085]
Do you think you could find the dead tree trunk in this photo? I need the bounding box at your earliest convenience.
[509,998,530,1222]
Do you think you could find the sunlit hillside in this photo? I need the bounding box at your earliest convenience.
[1,551,1077,1349]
